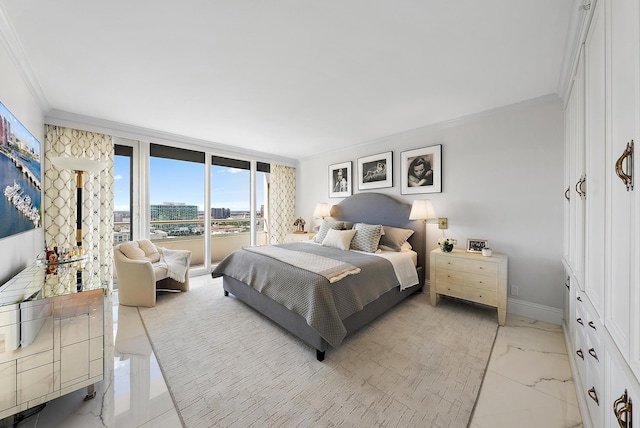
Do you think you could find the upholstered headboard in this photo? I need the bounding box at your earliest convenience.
[330,193,425,284]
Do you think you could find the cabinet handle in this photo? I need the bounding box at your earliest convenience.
[577,317,583,325]
[613,389,632,428]
[588,348,599,361]
[588,387,600,405]
[575,177,582,197]
[577,296,582,301]
[615,140,634,191]
[576,349,584,359]
[565,187,570,201]
[565,277,570,289]
[588,321,596,330]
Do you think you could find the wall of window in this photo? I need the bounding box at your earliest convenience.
[113,140,270,274]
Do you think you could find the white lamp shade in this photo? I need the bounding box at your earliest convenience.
[51,156,107,173]
[409,200,436,221]
[313,203,331,218]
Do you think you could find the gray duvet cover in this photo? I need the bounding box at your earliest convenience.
[211,242,399,347]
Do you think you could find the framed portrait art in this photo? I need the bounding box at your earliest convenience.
[328,161,352,198]
[357,151,392,190]
[467,239,488,253]
[401,144,442,194]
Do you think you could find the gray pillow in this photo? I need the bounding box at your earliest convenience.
[350,223,383,253]
[314,221,345,243]
[379,226,415,251]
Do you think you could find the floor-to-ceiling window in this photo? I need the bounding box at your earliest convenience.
[113,144,133,243]
[149,144,205,267]
[209,156,270,263]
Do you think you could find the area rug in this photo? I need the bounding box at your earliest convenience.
[138,278,499,428]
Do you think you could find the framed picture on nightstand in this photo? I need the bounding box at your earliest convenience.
[467,239,488,253]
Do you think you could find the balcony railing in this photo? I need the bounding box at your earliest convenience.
[113,218,268,266]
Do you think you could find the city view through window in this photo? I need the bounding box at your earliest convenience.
[113,154,267,245]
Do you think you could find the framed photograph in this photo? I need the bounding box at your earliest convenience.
[467,239,488,253]
[401,144,442,194]
[357,151,392,190]
[328,161,352,198]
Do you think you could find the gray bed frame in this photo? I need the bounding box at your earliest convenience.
[220,193,425,361]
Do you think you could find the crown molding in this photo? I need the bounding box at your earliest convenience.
[0,3,50,112]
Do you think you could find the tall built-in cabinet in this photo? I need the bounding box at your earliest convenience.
[563,0,638,426]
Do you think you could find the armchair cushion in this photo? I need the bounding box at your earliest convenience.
[119,241,146,260]
[138,239,161,263]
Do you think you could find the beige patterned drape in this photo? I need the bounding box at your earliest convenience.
[268,164,296,244]
[44,125,115,293]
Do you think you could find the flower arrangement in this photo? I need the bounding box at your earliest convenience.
[293,217,306,232]
[438,238,457,252]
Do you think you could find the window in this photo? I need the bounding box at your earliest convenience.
[113,145,133,243]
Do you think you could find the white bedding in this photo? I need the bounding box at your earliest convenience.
[304,241,419,290]
[371,250,419,290]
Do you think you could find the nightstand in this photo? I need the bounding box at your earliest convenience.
[284,232,316,243]
[430,248,507,325]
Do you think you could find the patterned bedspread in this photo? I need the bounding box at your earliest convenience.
[211,243,400,347]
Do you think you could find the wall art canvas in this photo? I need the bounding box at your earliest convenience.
[0,102,42,240]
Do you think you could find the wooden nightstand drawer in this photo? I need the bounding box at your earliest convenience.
[462,272,497,291]
[435,269,465,284]
[436,257,466,271]
[464,259,498,276]
[435,282,498,306]
[430,248,507,325]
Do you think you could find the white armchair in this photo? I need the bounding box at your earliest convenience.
[113,239,190,307]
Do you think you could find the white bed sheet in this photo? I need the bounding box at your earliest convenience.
[371,250,419,290]
[301,241,419,290]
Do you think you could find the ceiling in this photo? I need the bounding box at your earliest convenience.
[1,0,573,160]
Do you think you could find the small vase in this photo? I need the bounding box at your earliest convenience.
[440,243,453,252]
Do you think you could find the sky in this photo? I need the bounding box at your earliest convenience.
[0,102,41,153]
[113,156,266,212]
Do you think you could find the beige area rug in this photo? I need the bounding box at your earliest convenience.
[139,278,499,428]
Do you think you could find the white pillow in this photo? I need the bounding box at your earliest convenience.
[322,228,356,250]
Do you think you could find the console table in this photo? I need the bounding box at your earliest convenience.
[0,260,104,420]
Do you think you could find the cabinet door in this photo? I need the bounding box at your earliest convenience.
[567,50,587,288]
[606,0,637,361]
[584,0,607,316]
[606,349,639,427]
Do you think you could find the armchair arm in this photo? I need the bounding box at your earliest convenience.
[113,249,157,307]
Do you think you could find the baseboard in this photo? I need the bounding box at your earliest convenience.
[507,297,564,325]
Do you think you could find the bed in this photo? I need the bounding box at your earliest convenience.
[211,193,425,361]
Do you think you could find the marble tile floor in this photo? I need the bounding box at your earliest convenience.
[4,275,582,427]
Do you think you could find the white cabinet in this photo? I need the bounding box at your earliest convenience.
[564,0,640,426]
[0,265,104,420]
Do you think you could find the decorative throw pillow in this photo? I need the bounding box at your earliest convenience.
[350,223,383,253]
[119,241,146,260]
[138,239,161,263]
[379,226,415,252]
[314,221,345,243]
[322,228,357,250]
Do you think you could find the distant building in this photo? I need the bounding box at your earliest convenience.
[151,202,198,221]
[211,207,230,219]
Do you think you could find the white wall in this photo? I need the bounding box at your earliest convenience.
[0,39,45,283]
[297,95,565,313]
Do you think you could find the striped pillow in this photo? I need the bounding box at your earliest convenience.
[350,223,383,253]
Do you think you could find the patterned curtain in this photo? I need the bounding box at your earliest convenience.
[44,125,115,293]
[268,164,296,244]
